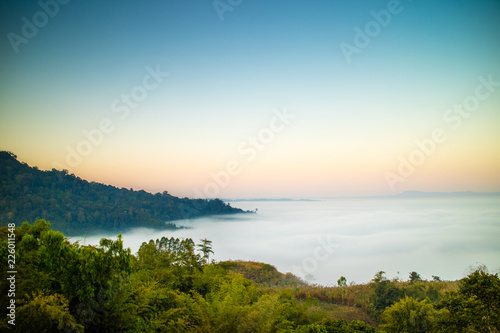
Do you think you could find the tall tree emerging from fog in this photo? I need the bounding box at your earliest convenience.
[198,238,214,264]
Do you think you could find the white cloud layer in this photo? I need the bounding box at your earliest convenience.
[72,197,500,286]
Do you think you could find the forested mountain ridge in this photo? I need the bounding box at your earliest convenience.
[0,151,246,235]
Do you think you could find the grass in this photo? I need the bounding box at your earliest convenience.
[219,260,460,326]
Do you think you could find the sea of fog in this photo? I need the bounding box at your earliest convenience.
[71,197,500,286]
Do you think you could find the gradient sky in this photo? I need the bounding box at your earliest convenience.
[1,0,499,198]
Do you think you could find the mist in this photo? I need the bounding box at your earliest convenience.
[72,197,500,286]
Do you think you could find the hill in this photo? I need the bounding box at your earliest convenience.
[218,260,307,286]
[393,190,500,198]
[0,151,247,235]
[376,190,500,199]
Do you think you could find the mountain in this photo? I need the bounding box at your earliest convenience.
[347,190,500,200]
[223,198,320,202]
[0,151,247,235]
[392,190,500,198]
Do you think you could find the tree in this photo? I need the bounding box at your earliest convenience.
[380,296,440,333]
[137,240,160,269]
[5,220,133,332]
[437,268,500,332]
[371,271,387,284]
[409,271,422,283]
[0,151,247,235]
[17,293,84,333]
[337,276,347,287]
[3,220,392,332]
[371,271,403,315]
[198,238,214,264]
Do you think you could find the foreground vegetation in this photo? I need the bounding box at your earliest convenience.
[1,220,499,332]
[0,151,246,235]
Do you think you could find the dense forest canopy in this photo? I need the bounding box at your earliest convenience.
[1,220,499,332]
[0,151,247,235]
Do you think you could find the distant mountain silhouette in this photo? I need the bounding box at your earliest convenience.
[0,151,246,235]
[392,190,500,198]
[223,198,320,202]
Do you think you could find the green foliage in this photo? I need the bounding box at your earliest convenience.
[3,219,492,332]
[1,220,132,332]
[0,151,246,235]
[197,238,214,264]
[337,276,347,287]
[288,319,377,333]
[380,296,440,333]
[17,293,84,333]
[219,260,306,286]
[408,271,422,283]
[379,269,500,333]
[371,272,404,315]
[436,268,500,332]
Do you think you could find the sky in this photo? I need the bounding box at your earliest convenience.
[1,0,500,199]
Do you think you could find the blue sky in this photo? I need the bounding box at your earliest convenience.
[1,0,499,198]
